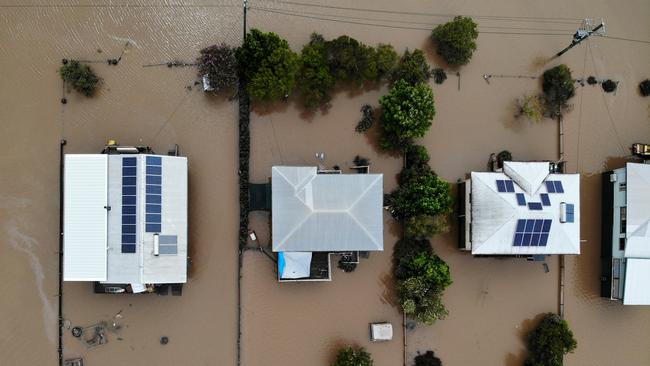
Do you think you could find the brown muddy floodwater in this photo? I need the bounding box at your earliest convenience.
[2,1,650,366]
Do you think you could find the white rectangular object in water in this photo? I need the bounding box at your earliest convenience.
[370,323,393,341]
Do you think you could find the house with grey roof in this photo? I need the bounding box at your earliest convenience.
[458,161,580,256]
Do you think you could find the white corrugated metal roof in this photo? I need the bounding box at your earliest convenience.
[272,166,383,252]
[623,258,650,305]
[63,155,108,281]
[470,162,580,255]
[625,163,650,259]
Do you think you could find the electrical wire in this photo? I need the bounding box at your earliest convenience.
[0,3,239,9]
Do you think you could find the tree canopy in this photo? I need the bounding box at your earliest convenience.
[431,16,478,66]
[391,49,432,85]
[525,313,577,366]
[331,346,373,366]
[59,60,100,97]
[297,33,335,110]
[197,44,238,93]
[414,350,443,366]
[387,168,452,220]
[541,64,575,116]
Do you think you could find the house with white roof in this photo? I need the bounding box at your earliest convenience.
[458,161,580,256]
[63,149,188,294]
[271,166,383,281]
[601,162,650,305]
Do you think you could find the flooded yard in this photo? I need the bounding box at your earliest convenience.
[1,0,649,365]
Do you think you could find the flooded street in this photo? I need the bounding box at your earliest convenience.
[1,0,649,365]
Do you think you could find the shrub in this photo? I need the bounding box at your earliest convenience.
[353,155,370,166]
[379,80,436,150]
[602,79,617,93]
[542,64,575,116]
[59,60,100,97]
[414,351,443,366]
[393,245,452,325]
[298,33,335,110]
[405,215,450,239]
[332,346,373,366]
[516,94,544,123]
[587,76,598,85]
[326,35,377,85]
[197,44,238,93]
[496,150,512,169]
[405,144,430,169]
[386,168,452,220]
[524,313,577,366]
[431,16,479,66]
[392,49,431,85]
[355,104,374,132]
[639,79,650,97]
[375,43,398,80]
[236,29,299,102]
[432,68,447,84]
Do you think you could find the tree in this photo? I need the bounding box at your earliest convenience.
[59,60,100,97]
[639,79,650,97]
[331,346,373,366]
[386,169,452,220]
[375,43,398,80]
[197,44,238,93]
[525,313,577,366]
[325,35,377,85]
[496,150,512,169]
[236,29,299,102]
[414,350,443,366]
[298,33,335,110]
[516,94,544,123]
[542,64,575,117]
[405,144,430,169]
[431,16,479,66]
[602,79,617,93]
[355,104,374,132]
[391,49,431,85]
[432,68,447,84]
[379,80,436,150]
[405,215,450,239]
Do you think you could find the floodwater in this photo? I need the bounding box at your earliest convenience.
[1,0,650,366]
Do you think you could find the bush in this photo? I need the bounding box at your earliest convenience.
[236,29,299,102]
[542,64,575,116]
[602,79,617,93]
[355,104,374,132]
[639,79,650,97]
[524,313,577,366]
[405,144,430,169]
[298,33,335,110]
[59,60,100,97]
[516,94,544,123]
[496,150,512,169]
[392,49,431,85]
[326,35,377,85]
[353,155,370,166]
[393,244,452,325]
[197,44,238,93]
[379,80,436,150]
[375,43,398,80]
[386,168,452,220]
[432,68,447,84]
[431,16,479,66]
[405,215,450,239]
[332,346,373,366]
[414,351,443,366]
[587,76,598,85]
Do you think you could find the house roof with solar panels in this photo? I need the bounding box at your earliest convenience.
[468,161,580,255]
[63,154,188,285]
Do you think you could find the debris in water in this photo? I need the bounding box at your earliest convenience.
[160,336,169,345]
[71,326,83,338]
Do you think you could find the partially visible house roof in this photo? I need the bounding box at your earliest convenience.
[471,161,580,255]
[623,258,650,305]
[272,166,383,252]
[625,163,650,258]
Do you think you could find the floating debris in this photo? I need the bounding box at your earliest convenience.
[160,336,169,345]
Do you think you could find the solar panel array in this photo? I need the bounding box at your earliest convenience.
[513,219,552,246]
[496,180,515,193]
[545,180,564,193]
[145,156,162,232]
[121,157,137,253]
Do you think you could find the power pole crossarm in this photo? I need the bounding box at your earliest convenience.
[556,20,605,57]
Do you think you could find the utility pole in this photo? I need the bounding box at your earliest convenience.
[243,0,248,39]
[556,19,605,57]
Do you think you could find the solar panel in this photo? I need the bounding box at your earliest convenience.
[122,156,137,253]
[566,203,575,222]
[528,202,543,210]
[145,156,162,233]
[513,219,553,246]
[496,180,506,192]
[516,193,526,206]
[505,180,515,192]
[540,193,551,206]
[554,181,564,193]
[545,181,556,193]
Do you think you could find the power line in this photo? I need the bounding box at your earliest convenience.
[257,0,582,23]
[602,35,650,45]
[0,3,239,9]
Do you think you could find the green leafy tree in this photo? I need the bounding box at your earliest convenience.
[405,144,431,168]
[379,80,436,150]
[387,169,452,220]
[405,214,450,239]
[331,346,373,366]
[391,49,431,85]
[542,64,575,117]
[431,16,479,66]
[414,350,443,366]
[375,43,398,80]
[298,33,335,110]
[525,313,577,366]
[236,29,299,102]
[516,94,544,122]
[59,60,100,97]
[197,44,238,93]
[325,35,377,85]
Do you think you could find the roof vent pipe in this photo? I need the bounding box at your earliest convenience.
[154,233,160,256]
[559,202,567,223]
